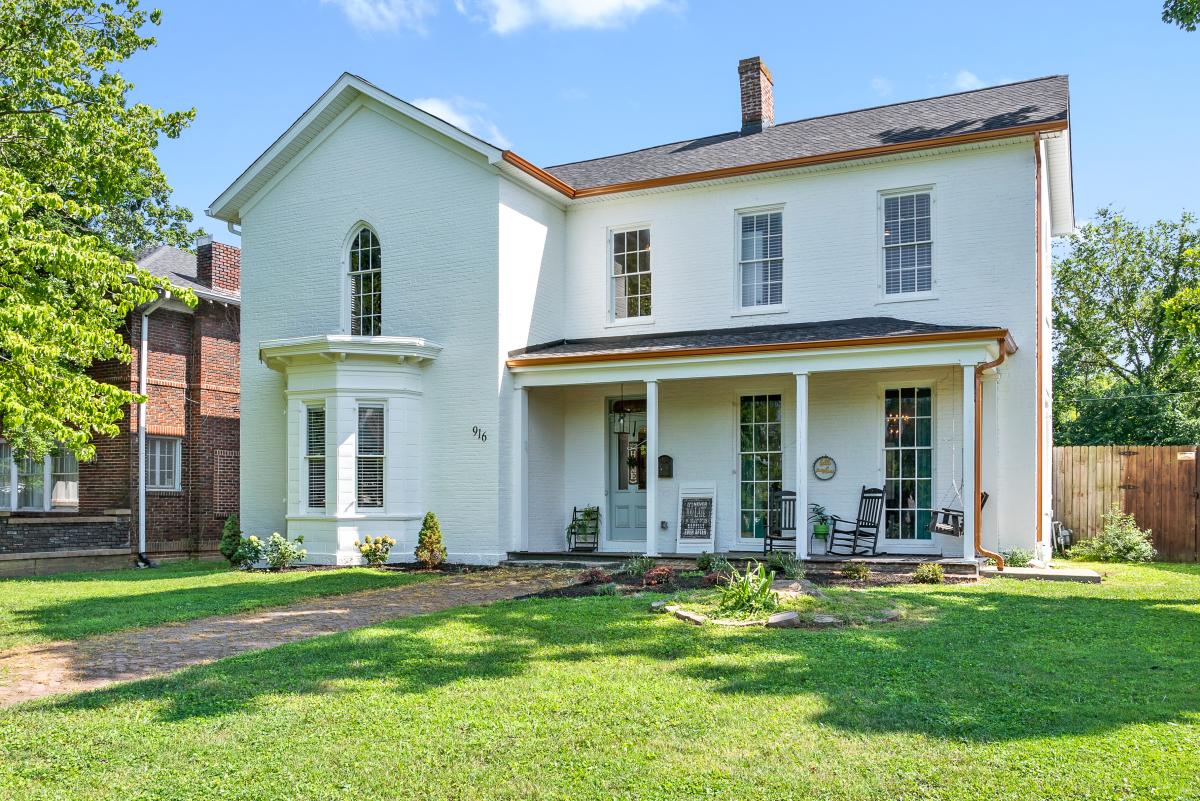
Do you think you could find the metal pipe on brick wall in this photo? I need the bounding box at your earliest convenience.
[138,293,169,559]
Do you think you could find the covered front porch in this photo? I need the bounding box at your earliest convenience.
[507,320,1013,563]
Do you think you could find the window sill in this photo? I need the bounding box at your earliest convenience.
[876,292,939,305]
[147,488,183,494]
[731,305,788,318]
[604,316,655,329]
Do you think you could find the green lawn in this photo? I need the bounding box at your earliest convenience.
[2,563,1198,800]
[0,561,434,651]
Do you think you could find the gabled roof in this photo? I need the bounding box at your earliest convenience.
[507,317,1013,367]
[137,245,240,305]
[208,73,504,224]
[544,76,1068,192]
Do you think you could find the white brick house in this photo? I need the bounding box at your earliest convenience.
[209,59,1072,567]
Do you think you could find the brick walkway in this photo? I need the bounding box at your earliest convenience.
[0,567,573,708]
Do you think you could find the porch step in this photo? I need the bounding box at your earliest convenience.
[504,551,984,577]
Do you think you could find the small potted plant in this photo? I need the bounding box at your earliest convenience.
[809,503,831,541]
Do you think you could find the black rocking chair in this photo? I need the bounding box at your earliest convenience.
[763,490,797,554]
[826,486,885,556]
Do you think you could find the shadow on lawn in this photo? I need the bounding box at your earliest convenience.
[42,582,1200,744]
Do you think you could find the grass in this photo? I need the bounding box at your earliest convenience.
[1,562,1199,800]
[0,561,435,650]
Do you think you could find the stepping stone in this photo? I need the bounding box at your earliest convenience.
[649,600,669,613]
[876,609,902,622]
[812,614,844,626]
[771,579,826,599]
[766,611,801,628]
[673,609,707,625]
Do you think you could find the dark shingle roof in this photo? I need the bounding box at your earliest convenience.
[137,245,240,303]
[545,76,1068,190]
[508,317,1007,363]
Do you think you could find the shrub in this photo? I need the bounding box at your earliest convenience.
[1067,506,1156,563]
[642,565,675,587]
[701,572,725,587]
[232,534,264,569]
[766,550,804,579]
[577,566,614,585]
[1003,547,1035,567]
[912,563,945,584]
[696,551,716,571]
[356,535,396,566]
[219,515,242,565]
[263,533,306,570]
[718,562,779,615]
[622,555,656,578]
[594,582,620,596]
[841,561,870,581]
[415,512,448,569]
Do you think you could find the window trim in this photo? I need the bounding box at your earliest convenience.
[345,222,382,337]
[355,401,387,513]
[878,186,935,299]
[734,205,786,312]
[606,222,653,324]
[0,441,80,512]
[146,436,183,493]
[304,402,327,512]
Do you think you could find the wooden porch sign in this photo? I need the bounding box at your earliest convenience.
[677,483,717,554]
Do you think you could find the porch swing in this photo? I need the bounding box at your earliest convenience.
[927,447,988,538]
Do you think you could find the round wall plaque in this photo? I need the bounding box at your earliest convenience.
[812,455,837,481]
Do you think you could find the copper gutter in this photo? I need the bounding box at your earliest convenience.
[974,339,1008,569]
[501,122,1067,200]
[1033,139,1046,548]
[508,327,1015,368]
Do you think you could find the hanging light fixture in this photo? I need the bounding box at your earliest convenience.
[612,383,629,435]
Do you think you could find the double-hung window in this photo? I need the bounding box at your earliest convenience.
[305,404,327,510]
[356,404,385,510]
[882,190,932,295]
[0,442,78,511]
[611,227,651,320]
[349,226,382,336]
[146,436,181,491]
[738,210,783,308]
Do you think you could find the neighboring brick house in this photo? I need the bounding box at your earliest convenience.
[0,238,241,575]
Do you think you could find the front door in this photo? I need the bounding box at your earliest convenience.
[608,399,647,544]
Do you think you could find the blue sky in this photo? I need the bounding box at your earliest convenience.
[125,1,1200,245]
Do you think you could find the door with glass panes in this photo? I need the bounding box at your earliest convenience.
[882,386,937,552]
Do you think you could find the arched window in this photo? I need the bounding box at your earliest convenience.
[349,226,381,336]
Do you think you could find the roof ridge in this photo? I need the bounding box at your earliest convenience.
[546,75,1068,172]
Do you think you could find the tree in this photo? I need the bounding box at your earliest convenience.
[1053,208,1200,445]
[0,1,198,461]
[1163,0,1200,30]
[415,512,447,569]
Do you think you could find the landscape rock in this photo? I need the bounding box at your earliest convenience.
[649,600,669,613]
[673,609,708,626]
[876,608,902,622]
[772,578,827,599]
[713,618,763,627]
[812,614,844,627]
[765,611,802,628]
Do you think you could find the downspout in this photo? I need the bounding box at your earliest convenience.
[137,292,170,565]
[974,339,1008,570]
[1033,139,1046,552]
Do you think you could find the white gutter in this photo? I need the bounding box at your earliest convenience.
[137,292,171,559]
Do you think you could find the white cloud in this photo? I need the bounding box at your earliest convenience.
[870,77,893,97]
[323,0,437,33]
[412,96,512,148]
[457,0,672,34]
[952,69,985,91]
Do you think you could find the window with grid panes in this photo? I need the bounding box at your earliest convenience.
[611,227,651,319]
[349,227,382,335]
[305,405,326,510]
[356,404,385,509]
[882,191,932,294]
[739,210,783,307]
[739,394,782,539]
[883,387,934,540]
[146,436,180,491]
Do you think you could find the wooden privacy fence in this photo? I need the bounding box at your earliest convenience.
[1052,445,1200,561]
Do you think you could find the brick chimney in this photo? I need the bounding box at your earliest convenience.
[738,56,774,134]
[195,234,241,294]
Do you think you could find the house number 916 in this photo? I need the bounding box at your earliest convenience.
[472,426,488,443]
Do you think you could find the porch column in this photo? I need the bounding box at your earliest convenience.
[645,379,659,556]
[512,386,529,552]
[794,372,809,559]
[961,365,977,560]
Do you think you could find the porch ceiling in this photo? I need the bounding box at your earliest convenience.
[507,317,1013,368]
